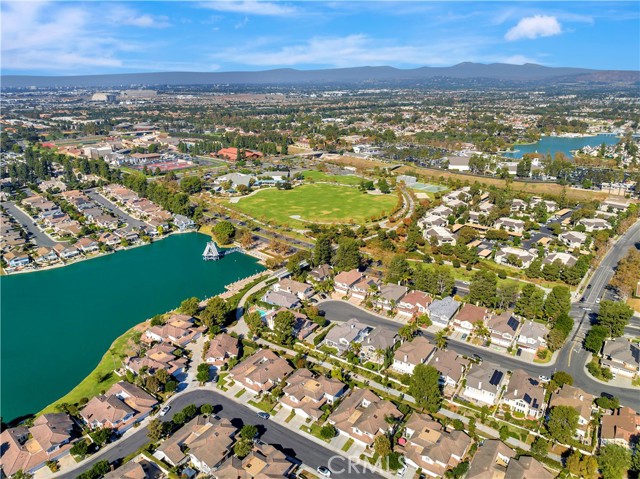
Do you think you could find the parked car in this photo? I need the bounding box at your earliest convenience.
[538,376,551,383]
[396,464,408,476]
[257,412,270,420]
[159,405,171,417]
[317,466,331,477]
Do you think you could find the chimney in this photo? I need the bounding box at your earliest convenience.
[478,382,482,389]
[404,354,408,362]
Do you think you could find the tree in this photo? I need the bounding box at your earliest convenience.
[201,403,215,415]
[245,311,265,337]
[234,440,253,458]
[377,178,391,194]
[240,229,254,248]
[70,439,89,458]
[179,297,200,316]
[595,396,620,410]
[530,436,548,457]
[566,449,598,479]
[551,371,573,388]
[398,324,416,341]
[546,405,579,443]
[148,418,165,442]
[312,234,333,267]
[201,296,229,329]
[516,157,532,178]
[543,286,571,322]
[213,221,236,244]
[196,363,211,384]
[180,175,203,194]
[320,424,337,439]
[373,434,392,457]
[468,270,497,307]
[597,301,633,338]
[584,325,609,353]
[386,255,411,285]
[598,444,632,479]
[240,424,258,440]
[273,310,296,345]
[409,364,442,413]
[495,283,519,310]
[334,237,361,271]
[434,329,447,349]
[515,284,545,320]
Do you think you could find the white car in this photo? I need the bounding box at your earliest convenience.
[159,405,171,417]
[396,464,407,476]
[317,466,331,477]
[596,298,601,304]
[538,376,551,383]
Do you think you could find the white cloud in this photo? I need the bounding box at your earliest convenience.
[106,6,171,28]
[501,54,538,65]
[198,1,297,16]
[505,15,562,41]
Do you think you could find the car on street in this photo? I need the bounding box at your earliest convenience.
[596,298,601,304]
[538,376,551,383]
[159,405,171,417]
[317,466,331,477]
[397,464,407,476]
[257,412,270,420]
[472,354,483,364]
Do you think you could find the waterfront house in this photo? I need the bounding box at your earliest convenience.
[228,349,293,393]
[125,343,187,378]
[0,413,75,477]
[375,283,408,311]
[333,269,363,296]
[501,369,545,419]
[53,243,80,260]
[3,251,31,268]
[308,263,332,283]
[579,218,611,232]
[145,314,205,347]
[601,338,640,378]
[451,304,490,336]
[280,369,348,421]
[428,349,468,395]
[427,297,461,328]
[467,440,515,479]
[34,246,58,264]
[487,312,520,350]
[98,231,121,246]
[397,290,432,319]
[494,218,525,234]
[80,381,157,432]
[549,385,595,442]
[323,318,371,354]
[392,336,436,374]
[262,290,300,309]
[360,327,399,364]
[273,278,314,300]
[173,214,196,231]
[76,237,100,253]
[494,247,535,268]
[461,362,506,406]
[517,321,549,353]
[600,407,640,448]
[205,333,240,367]
[328,388,403,447]
[214,442,294,479]
[401,413,472,478]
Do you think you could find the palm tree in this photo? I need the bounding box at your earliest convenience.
[435,330,448,350]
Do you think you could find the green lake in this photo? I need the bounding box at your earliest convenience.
[0,232,265,422]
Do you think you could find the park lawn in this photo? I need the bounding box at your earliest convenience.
[303,170,363,186]
[39,326,140,415]
[229,183,397,225]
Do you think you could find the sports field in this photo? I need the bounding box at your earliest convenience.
[230,183,397,225]
[303,170,363,185]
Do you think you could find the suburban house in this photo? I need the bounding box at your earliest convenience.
[467,440,515,479]
[80,381,157,432]
[262,290,300,309]
[505,456,555,479]
[228,349,293,393]
[428,297,461,328]
[451,304,490,335]
[549,385,595,442]
[173,214,196,231]
[145,314,205,347]
[543,252,578,267]
[559,231,588,249]
[600,407,640,448]
[517,321,549,353]
[328,388,403,447]
[3,251,30,268]
[494,217,525,234]
[360,327,399,364]
[461,362,506,406]
[104,456,165,479]
[323,318,371,354]
[494,247,535,268]
[333,269,363,296]
[308,263,332,283]
[125,343,188,378]
[205,333,240,367]
[397,290,432,319]
[34,246,59,264]
[600,198,630,213]
[375,283,408,311]
[76,237,100,253]
[264,308,318,340]
[53,243,80,260]
[423,226,457,245]
[351,276,381,301]
[430,205,453,217]
[487,312,520,350]
[392,336,436,375]
[419,214,448,229]
[154,415,236,473]
[530,197,558,213]
[98,231,121,246]
[501,369,545,419]
[273,278,314,300]
[280,369,348,420]
[428,349,468,396]
[400,413,472,478]
[0,414,75,478]
[510,199,527,212]
[601,338,640,378]
[214,443,294,479]
[579,218,611,232]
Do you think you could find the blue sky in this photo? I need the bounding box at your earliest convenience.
[2,1,638,75]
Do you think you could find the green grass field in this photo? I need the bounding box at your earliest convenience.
[230,183,397,225]
[303,170,363,186]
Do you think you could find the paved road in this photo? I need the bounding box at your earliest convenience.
[318,299,640,411]
[85,189,147,229]
[57,389,383,479]
[1,201,60,247]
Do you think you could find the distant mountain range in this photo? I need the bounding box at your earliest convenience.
[2,63,639,88]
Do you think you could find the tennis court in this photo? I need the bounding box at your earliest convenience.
[411,182,449,193]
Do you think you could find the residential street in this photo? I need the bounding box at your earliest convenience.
[85,189,148,229]
[1,201,61,247]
